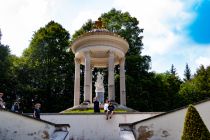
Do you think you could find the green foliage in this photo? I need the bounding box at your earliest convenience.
[126,71,183,111]
[100,8,144,55]
[179,81,200,105]
[63,109,127,114]
[0,44,10,79]
[182,105,210,140]
[146,72,182,111]
[195,65,210,92]
[100,9,153,111]
[15,21,75,112]
[72,19,93,41]
[179,65,210,105]
[0,31,19,108]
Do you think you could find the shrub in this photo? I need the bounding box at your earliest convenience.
[181,105,210,140]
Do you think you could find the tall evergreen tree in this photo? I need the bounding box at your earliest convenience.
[184,63,191,81]
[170,64,177,75]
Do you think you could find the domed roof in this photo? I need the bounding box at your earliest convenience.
[71,29,128,54]
[70,19,129,68]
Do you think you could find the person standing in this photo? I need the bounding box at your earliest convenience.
[93,97,100,113]
[33,103,41,119]
[0,92,5,109]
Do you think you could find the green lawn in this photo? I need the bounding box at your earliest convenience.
[63,109,127,114]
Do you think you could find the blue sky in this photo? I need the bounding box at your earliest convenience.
[188,0,210,44]
[0,0,210,79]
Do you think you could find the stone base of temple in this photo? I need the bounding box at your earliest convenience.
[60,103,136,113]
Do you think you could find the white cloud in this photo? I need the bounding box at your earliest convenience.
[0,0,209,79]
[113,0,209,78]
[0,0,113,56]
[70,10,102,34]
[195,56,210,68]
[0,0,53,56]
[113,0,197,55]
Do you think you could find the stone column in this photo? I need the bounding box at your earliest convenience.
[108,50,115,101]
[120,57,126,106]
[84,51,91,103]
[89,67,92,103]
[74,58,80,106]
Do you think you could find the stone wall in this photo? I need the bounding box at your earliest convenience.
[0,110,56,140]
[41,112,160,140]
[120,100,210,140]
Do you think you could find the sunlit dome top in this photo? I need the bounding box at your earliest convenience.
[90,28,109,33]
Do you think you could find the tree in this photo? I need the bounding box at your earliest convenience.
[0,44,10,80]
[18,21,75,112]
[0,29,10,79]
[72,19,93,41]
[182,105,210,140]
[179,65,210,105]
[170,64,177,75]
[184,63,191,81]
[100,8,144,55]
[0,30,18,108]
[100,9,152,110]
[154,72,183,110]
[195,65,209,92]
[179,81,200,105]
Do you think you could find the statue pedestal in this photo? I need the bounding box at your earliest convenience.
[96,92,104,104]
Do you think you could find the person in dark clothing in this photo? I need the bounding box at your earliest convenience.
[33,103,41,119]
[11,102,20,112]
[106,102,115,120]
[93,97,100,113]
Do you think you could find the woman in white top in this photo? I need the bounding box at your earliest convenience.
[104,99,109,113]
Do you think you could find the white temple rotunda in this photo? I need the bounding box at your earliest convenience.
[70,21,129,107]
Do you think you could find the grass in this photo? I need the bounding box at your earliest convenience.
[62,109,127,114]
